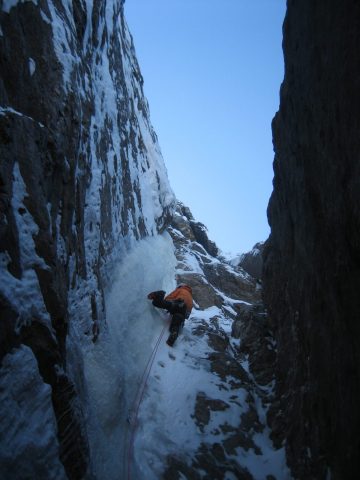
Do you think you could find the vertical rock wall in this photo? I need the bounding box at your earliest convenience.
[263,1,360,478]
[0,1,174,478]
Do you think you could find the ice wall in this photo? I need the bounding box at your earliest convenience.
[82,233,176,479]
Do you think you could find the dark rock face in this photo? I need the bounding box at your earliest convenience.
[263,2,360,478]
[0,1,173,477]
[235,242,264,280]
[231,304,276,387]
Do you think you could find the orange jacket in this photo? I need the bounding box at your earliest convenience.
[165,285,193,314]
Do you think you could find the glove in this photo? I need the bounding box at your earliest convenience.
[147,290,166,300]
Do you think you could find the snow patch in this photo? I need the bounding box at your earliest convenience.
[134,306,291,479]
[28,57,36,76]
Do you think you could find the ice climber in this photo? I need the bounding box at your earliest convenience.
[147,284,193,346]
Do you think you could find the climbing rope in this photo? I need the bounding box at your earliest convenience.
[126,322,168,480]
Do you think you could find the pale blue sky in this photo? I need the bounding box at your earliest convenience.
[125,0,286,255]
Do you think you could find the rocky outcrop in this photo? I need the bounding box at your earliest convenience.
[263,2,360,478]
[232,242,265,280]
[176,202,219,257]
[169,202,260,310]
[144,204,288,479]
[0,1,173,477]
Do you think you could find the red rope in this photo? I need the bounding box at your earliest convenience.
[126,323,168,480]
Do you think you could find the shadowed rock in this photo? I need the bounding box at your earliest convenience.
[263,1,360,477]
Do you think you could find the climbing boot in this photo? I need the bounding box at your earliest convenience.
[166,332,177,347]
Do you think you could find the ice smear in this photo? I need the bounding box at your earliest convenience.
[28,57,36,76]
[0,106,45,127]
[82,233,176,480]
[0,346,66,479]
[40,8,51,24]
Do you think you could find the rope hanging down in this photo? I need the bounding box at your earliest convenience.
[126,323,168,480]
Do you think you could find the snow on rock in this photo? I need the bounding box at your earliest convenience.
[0,346,66,480]
[1,162,51,332]
[129,203,291,479]
[169,203,259,311]
[0,0,174,476]
[28,57,36,76]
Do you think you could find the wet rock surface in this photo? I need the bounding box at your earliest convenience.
[263,1,360,478]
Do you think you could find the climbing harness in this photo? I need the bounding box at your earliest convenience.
[126,322,168,480]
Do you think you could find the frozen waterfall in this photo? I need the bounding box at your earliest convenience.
[82,233,176,479]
